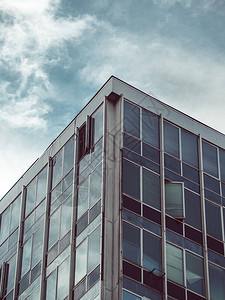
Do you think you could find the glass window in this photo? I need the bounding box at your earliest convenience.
[185,190,201,230]
[46,270,57,300]
[123,133,141,154]
[61,196,72,238]
[124,101,140,138]
[123,222,140,265]
[181,130,198,167]
[205,200,222,240]
[142,109,159,148]
[122,290,141,300]
[75,239,88,285]
[209,263,225,300]
[63,138,75,177]
[143,169,160,210]
[57,257,70,300]
[92,105,103,144]
[88,226,101,272]
[219,149,225,182]
[143,231,161,272]
[26,179,36,216]
[165,182,184,219]
[6,254,17,293]
[90,164,102,207]
[77,178,89,219]
[202,141,218,178]
[164,122,179,158]
[10,195,21,233]
[49,209,60,249]
[32,225,44,267]
[204,174,220,194]
[186,251,204,295]
[21,238,32,277]
[166,243,184,285]
[52,150,63,188]
[36,167,47,204]
[123,159,140,200]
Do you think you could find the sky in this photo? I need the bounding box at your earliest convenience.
[0,0,225,199]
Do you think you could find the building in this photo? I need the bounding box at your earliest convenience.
[1,76,225,300]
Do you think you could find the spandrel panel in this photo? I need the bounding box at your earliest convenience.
[60,196,72,238]
[77,178,89,219]
[181,130,198,168]
[63,138,75,177]
[142,109,159,148]
[205,200,222,240]
[75,239,88,285]
[143,231,161,272]
[209,263,225,300]
[186,251,204,296]
[90,164,102,208]
[123,159,140,200]
[166,243,184,285]
[57,256,70,300]
[88,226,101,272]
[202,141,218,178]
[92,105,103,144]
[124,101,140,138]
[143,168,160,210]
[49,209,60,249]
[164,121,179,158]
[36,166,47,204]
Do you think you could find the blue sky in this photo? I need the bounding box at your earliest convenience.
[0,0,225,198]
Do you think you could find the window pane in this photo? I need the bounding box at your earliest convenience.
[202,141,218,177]
[90,164,102,207]
[57,257,70,300]
[122,290,141,300]
[143,169,160,210]
[77,178,89,219]
[36,167,47,204]
[209,263,225,300]
[164,122,179,158]
[63,138,74,176]
[46,270,57,300]
[181,130,198,167]
[185,190,201,230]
[88,226,101,272]
[26,179,36,216]
[186,252,204,295]
[205,200,222,240]
[10,196,21,233]
[204,174,220,194]
[143,231,161,272]
[220,149,225,182]
[123,133,141,154]
[123,222,140,265]
[52,150,63,188]
[165,183,184,218]
[32,225,44,267]
[7,254,17,292]
[61,196,72,238]
[75,240,87,285]
[166,243,184,285]
[49,209,60,249]
[142,109,159,148]
[124,101,140,138]
[92,105,103,144]
[123,159,140,200]
[0,207,10,245]
[21,238,32,277]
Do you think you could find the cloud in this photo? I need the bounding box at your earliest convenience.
[0,0,96,129]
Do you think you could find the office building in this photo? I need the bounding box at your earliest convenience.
[1,76,225,300]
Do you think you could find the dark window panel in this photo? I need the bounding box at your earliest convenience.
[202,141,218,178]
[185,225,203,245]
[185,190,202,230]
[143,169,160,210]
[207,235,224,255]
[142,218,161,236]
[59,231,71,253]
[123,260,141,282]
[122,290,141,300]
[122,195,141,215]
[89,200,101,223]
[204,174,220,194]
[47,242,58,266]
[208,250,225,269]
[73,278,86,300]
[165,169,182,182]
[143,205,161,225]
[143,143,160,164]
[123,133,141,154]
[165,182,184,219]
[30,262,41,282]
[124,101,140,138]
[143,270,163,293]
[123,159,140,200]
[19,274,29,295]
[143,231,162,272]
[141,156,160,174]
[205,200,222,240]
[220,148,225,182]
[123,222,140,265]
[87,265,100,289]
[222,182,225,197]
[181,130,198,168]
[164,121,179,158]
[182,163,199,184]
[183,178,200,194]
[164,154,181,174]
[209,263,225,300]
[142,109,159,148]
[167,281,185,300]
[166,216,183,235]
[204,189,221,205]
[187,290,206,300]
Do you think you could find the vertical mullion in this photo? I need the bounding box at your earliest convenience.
[160,114,167,300]
[198,135,210,299]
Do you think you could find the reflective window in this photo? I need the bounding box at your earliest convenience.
[143,168,160,210]
[92,105,103,144]
[202,141,218,178]
[123,222,140,265]
[165,182,184,219]
[205,200,222,240]
[166,243,184,285]
[204,174,220,194]
[77,178,89,219]
[90,164,102,207]
[142,109,159,148]
[75,240,88,285]
[186,251,204,295]
[123,159,140,200]
[209,263,225,300]
[181,130,198,167]
[143,231,161,272]
[124,101,140,138]
[87,226,101,272]
[123,133,141,154]
[219,149,225,182]
[164,122,179,158]
[185,190,201,230]
[122,289,141,300]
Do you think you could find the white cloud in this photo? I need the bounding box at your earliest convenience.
[0,0,96,129]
